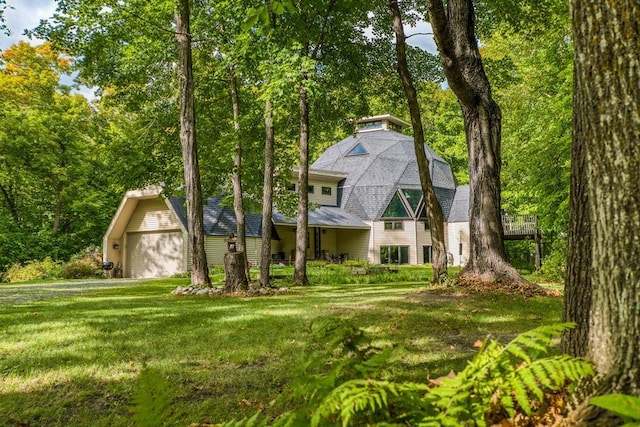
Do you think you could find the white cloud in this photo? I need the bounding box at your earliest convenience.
[1,0,57,49]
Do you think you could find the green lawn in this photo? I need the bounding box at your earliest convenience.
[0,271,563,426]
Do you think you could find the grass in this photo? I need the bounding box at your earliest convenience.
[0,268,563,426]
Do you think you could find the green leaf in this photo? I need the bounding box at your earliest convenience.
[590,394,640,421]
[271,1,285,14]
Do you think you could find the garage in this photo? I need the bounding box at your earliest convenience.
[125,231,184,278]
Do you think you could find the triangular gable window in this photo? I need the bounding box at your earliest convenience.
[418,204,429,219]
[346,143,368,156]
[382,192,410,218]
[401,189,422,215]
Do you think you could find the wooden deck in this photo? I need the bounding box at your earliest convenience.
[502,214,540,239]
[502,213,543,269]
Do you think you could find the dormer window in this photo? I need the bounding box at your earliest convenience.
[346,143,368,156]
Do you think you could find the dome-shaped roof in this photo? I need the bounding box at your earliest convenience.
[312,130,457,221]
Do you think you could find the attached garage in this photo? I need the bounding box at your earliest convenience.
[125,231,184,278]
[103,187,264,279]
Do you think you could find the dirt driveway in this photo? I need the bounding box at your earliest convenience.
[0,279,142,305]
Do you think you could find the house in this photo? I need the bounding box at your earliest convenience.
[103,114,474,278]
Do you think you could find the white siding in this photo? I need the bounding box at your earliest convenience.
[336,228,370,262]
[125,199,181,232]
[308,178,339,206]
[371,220,417,263]
[415,221,434,264]
[201,236,263,267]
[447,222,470,266]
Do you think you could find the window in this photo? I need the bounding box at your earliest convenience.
[388,122,403,133]
[382,192,410,218]
[380,246,409,264]
[384,221,403,230]
[346,143,368,156]
[308,185,314,193]
[321,186,331,195]
[423,245,433,264]
[402,189,422,214]
[287,183,296,191]
[459,243,463,256]
[357,120,382,131]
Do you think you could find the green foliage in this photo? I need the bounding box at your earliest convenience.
[3,257,62,282]
[280,318,396,424]
[61,259,100,279]
[590,394,640,426]
[129,366,179,427]
[308,323,593,426]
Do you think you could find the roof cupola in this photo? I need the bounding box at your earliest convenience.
[356,114,409,133]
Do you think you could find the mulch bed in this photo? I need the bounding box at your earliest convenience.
[455,276,562,298]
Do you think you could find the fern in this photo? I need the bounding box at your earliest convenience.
[129,366,179,427]
[311,323,594,426]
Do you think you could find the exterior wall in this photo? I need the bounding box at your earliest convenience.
[194,236,263,268]
[273,224,369,262]
[371,220,418,264]
[288,178,339,206]
[447,221,470,266]
[308,178,339,206]
[125,199,181,232]
[415,221,434,264]
[336,228,370,262]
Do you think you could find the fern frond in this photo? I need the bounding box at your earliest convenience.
[311,379,428,427]
[504,323,574,361]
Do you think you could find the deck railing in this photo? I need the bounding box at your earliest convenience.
[502,214,538,237]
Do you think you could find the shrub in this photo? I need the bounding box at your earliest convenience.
[61,259,101,279]
[3,257,63,282]
[61,247,103,279]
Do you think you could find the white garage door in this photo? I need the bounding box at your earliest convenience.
[126,231,184,278]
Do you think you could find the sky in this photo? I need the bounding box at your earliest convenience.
[0,0,56,50]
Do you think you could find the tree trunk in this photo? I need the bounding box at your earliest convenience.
[293,78,309,286]
[426,0,525,285]
[175,0,210,287]
[53,180,63,233]
[389,0,448,283]
[229,68,250,282]
[562,74,591,358]
[0,182,21,229]
[224,251,248,292]
[260,100,275,288]
[569,0,640,423]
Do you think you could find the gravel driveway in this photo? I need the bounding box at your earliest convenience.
[0,279,142,305]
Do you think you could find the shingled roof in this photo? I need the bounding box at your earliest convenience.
[168,196,263,237]
[312,130,457,221]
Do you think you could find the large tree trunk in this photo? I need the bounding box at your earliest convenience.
[260,100,275,288]
[570,0,640,423]
[229,69,250,282]
[175,0,210,287]
[389,0,448,283]
[562,74,592,358]
[293,78,309,286]
[224,251,248,292]
[426,0,525,284]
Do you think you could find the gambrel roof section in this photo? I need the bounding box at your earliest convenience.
[312,128,457,221]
